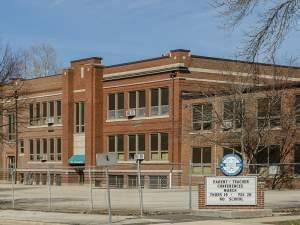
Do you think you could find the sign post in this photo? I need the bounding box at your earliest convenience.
[135,153,144,217]
[96,153,118,225]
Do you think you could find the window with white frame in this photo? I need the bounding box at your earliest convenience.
[129,90,146,117]
[49,138,55,161]
[19,139,24,154]
[192,103,212,131]
[8,113,15,141]
[150,87,169,116]
[29,139,34,161]
[223,100,244,130]
[28,138,62,162]
[29,101,62,126]
[257,97,281,128]
[56,138,62,161]
[108,93,124,120]
[108,135,124,160]
[36,139,41,161]
[128,134,145,160]
[150,133,168,161]
[192,147,211,175]
[74,101,85,133]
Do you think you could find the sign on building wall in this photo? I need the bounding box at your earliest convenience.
[206,176,257,206]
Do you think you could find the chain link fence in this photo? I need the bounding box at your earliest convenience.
[0,162,300,215]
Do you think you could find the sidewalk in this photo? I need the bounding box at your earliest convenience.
[1,210,300,225]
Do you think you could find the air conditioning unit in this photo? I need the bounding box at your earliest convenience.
[222,121,233,130]
[134,153,145,161]
[47,117,55,125]
[41,154,48,162]
[126,109,136,117]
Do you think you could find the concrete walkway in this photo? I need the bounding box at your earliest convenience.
[1,210,300,225]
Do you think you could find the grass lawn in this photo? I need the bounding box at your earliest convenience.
[274,220,300,225]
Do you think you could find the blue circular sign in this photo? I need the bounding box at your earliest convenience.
[220,153,243,176]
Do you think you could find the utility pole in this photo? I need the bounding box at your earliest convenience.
[14,90,19,184]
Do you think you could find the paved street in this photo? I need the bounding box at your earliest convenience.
[1,210,300,225]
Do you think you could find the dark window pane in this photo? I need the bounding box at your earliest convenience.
[36,103,40,118]
[295,145,300,174]
[57,101,61,117]
[203,104,212,121]
[192,105,202,123]
[50,139,54,153]
[108,94,115,110]
[129,92,136,109]
[57,138,61,153]
[117,135,124,152]
[257,98,269,117]
[108,136,115,152]
[223,148,233,156]
[128,135,136,152]
[139,91,145,108]
[49,101,54,117]
[161,133,168,150]
[269,145,280,164]
[75,103,79,126]
[80,102,85,126]
[192,148,201,163]
[270,98,281,117]
[161,88,169,105]
[138,134,145,151]
[256,146,268,164]
[202,147,211,163]
[224,101,234,120]
[42,102,47,117]
[43,139,47,154]
[117,93,124,109]
[151,89,159,106]
[151,134,158,151]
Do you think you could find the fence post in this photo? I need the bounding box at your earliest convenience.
[105,167,112,224]
[188,160,192,211]
[169,168,172,189]
[89,167,94,210]
[47,167,52,210]
[137,160,144,217]
[11,168,15,209]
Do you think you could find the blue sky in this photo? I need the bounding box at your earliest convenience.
[0,0,299,67]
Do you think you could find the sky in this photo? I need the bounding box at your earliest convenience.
[0,0,299,67]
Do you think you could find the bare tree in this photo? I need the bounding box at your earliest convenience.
[185,61,298,189]
[22,43,60,78]
[213,0,300,61]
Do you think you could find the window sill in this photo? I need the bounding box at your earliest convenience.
[27,124,62,129]
[28,161,62,164]
[189,130,213,135]
[106,115,169,122]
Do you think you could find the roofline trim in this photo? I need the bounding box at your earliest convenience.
[105,56,169,68]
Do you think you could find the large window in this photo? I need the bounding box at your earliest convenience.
[129,90,146,117]
[223,146,242,158]
[8,114,15,141]
[74,101,85,133]
[108,135,124,160]
[128,175,145,188]
[29,100,62,126]
[150,133,168,161]
[28,138,62,162]
[128,134,145,160]
[108,175,124,188]
[223,100,244,130]
[251,145,281,176]
[192,103,212,131]
[108,93,124,120]
[257,98,281,128]
[192,147,211,175]
[150,87,169,116]
[19,139,24,154]
[149,175,168,189]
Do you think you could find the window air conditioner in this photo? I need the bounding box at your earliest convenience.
[126,109,136,117]
[47,117,55,125]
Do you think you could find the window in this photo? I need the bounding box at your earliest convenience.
[108,93,124,120]
[128,134,145,160]
[251,145,281,176]
[128,175,145,188]
[36,139,41,161]
[149,176,168,189]
[129,90,146,117]
[29,101,62,126]
[56,138,62,161]
[108,135,124,160]
[74,102,85,133]
[56,101,62,124]
[294,145,300,175]
[29,139,34,161]
[108,175,124,188]
[150,133,168,160]
[192,103,212,131]
[257,98,281,128]
[150,87,169,116]
[192,147,211,175]
[8,114,15,140]
[223,146,242,158]
[42,138,47,157]
[49,138,55,161]
[223,100,244,130]
[19,139,24,154]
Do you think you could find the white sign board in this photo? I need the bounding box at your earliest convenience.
[206,176,257,206]
[96,153,118,166]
